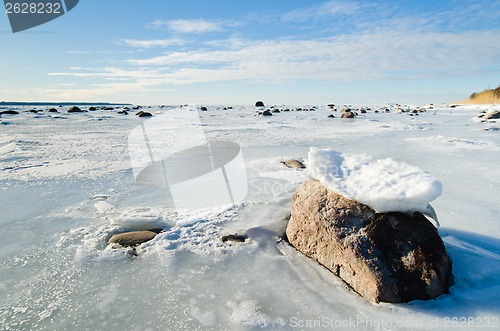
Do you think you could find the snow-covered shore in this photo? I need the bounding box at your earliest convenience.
[0,104,499,330]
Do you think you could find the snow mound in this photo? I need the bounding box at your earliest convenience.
[307,147,443,213]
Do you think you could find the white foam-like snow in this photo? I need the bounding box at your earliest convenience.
[110,208,167,230]
[307,147,443,213]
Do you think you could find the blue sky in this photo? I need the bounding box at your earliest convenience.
[1,0,499,105]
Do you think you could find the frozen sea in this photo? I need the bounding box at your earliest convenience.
[0,104,499,330]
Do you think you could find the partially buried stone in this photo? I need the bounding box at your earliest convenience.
[221,234,248,243]
[341,111,355,118]
[285,180,453,303]
[136,111,153,117]
[281,159,305,169]
[67,106,85,113]
[108,230,158,247]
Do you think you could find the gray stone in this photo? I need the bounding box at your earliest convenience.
[285,180,452,303]
[108,230,158,247]
[137,111,153,117]
[0,110,19,115]
[221,234,248,243]
[67,106,86,113]
[281,159,305,169]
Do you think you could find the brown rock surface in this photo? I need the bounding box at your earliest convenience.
[285,180,452,303]
[108,230,158,247]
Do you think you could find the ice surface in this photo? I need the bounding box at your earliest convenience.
[0,104,499,330]
[307,147,443,213]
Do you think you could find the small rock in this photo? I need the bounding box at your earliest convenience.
[200,106,208,111]
[261,110,272,116]
[117,110,128,115]
[108,230,159,247]
[482,111,500,120]
[67,106,84,113]
[327,114,335,118]
[48,108,58,113]
[221,234,248,243]
[281,159,306,169]
[255,101,265,108]
[0,110,19,115]
[88,106,97,111]
[137,111,153,117]
[341,111,355,119]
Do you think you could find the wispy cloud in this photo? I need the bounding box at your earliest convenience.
[125,28,500,82]
[148,19,223,33]
[282,0,364,21]
[117,38,185,48]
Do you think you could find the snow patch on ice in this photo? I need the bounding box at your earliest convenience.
[227,299,285,327]
[407,135,500,150]
[307,147,442,213]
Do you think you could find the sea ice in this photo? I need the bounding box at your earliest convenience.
[307,147,443,214]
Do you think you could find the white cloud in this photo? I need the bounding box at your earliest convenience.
[282,0,363,21]
[148,19,223,33]
[117,38,185,48]
[125,28,500,84]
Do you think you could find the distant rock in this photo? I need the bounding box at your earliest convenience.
[272,108,280,113]
[255,101,265,108]
[67,106,84,113]
[48,108,58,113]
[200,106,208,111]
[88,106,97,111]
[341,111,355,119]
[0,110,19,115]
[281,159,305,169]
[137,111,153,117]
[117,110,128,115]
[29,109,39,113]
[479,111,500,120]
[104,107,115,110]
[286,180,453,303]
[327,114,335,118]
[261,110,272,116]
[108,230,159,247]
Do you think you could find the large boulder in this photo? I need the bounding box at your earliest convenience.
[0,110,19,115]
[285,180,452,303]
